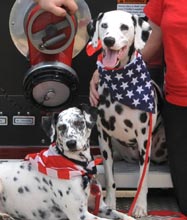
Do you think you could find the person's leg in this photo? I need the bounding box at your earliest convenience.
[163,100,187,215]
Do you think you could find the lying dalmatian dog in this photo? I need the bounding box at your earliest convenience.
[0,104,135,220]
[87,10,167,217]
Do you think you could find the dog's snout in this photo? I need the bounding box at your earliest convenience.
[104,37,115,47]
[66,140,77,150]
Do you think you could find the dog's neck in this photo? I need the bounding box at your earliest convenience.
[55,142,92,166]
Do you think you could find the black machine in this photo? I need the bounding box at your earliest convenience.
[0,0,116,158]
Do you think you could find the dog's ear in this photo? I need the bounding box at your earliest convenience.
[131,14,151,50]
[87,12,104,48]
[78,103,98,129]
[41,113,58,143]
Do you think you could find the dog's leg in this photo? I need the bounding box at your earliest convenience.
[132,131,152,217]
[98,129,116,209]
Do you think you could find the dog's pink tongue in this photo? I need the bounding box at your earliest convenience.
[103,49,118,68]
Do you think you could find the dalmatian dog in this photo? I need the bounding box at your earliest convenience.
[0,104,135,220]
[87,10,167,217]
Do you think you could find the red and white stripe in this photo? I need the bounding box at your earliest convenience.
[25,143,102,179]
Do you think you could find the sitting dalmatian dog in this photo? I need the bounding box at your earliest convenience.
[87,10,167,217]
[0,104,135,220]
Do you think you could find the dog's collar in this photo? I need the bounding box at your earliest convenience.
[97,52,156,113]
[25,143,102,179]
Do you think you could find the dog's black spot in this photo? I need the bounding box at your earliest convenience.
[98,108,105,117]
[79,208,83,213]
[13,177,18,181]
[138,17,143,27]
[2,196,6,202]
[129,138,137,147]
[27,163,32,171]
[112,183,116,189]
[135,129,138,137]
[106,208,112,216]
[17,171,20,174]
[20,165,24,169]
[139,149,145,165]
[53,192,57,197]
[115,104,123,114]
[51,205,62,213]
[109,116,116,131]
[38,209,47,218]
[99,95,111,108]
[32,212,37,217]
[51,206,62,213]
[34,176,40,183]
[125,128,128,132]
[102,150,108,160]
[49,180,53,187]
[80,215,86,220]
[124,119,133,128]
[140,112,148,123]
[43,200,47,203]
[42,186,48,192]
[142,30,150,42]
[82,175,90,189]
[18,187,24,194]
[58,190,63,197]
[51,199,56,205]
[102,129,109,142]
[24,186,30,192]
[66,187,71,195]
[141,127,146,135]
[42,177,49,185]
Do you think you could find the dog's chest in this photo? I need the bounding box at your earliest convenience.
[98,83,150,141]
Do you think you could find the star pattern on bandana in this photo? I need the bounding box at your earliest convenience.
[97,53,155,113]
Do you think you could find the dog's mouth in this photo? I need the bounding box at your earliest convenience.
[102,46,127,69]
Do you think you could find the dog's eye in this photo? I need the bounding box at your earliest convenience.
[101,23,108,29]
[58,124,67,133]
[73,120,85,128]
[120,24,129,31]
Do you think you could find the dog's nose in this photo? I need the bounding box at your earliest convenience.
[104,37,115,47]
[66,140,77,150]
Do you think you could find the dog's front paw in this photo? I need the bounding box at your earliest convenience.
[0,213,15,220]
[104,192,116,209]
[132,204,147,218]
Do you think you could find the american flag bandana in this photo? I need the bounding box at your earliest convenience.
[25,143,102,179]
[97,52,155,113]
